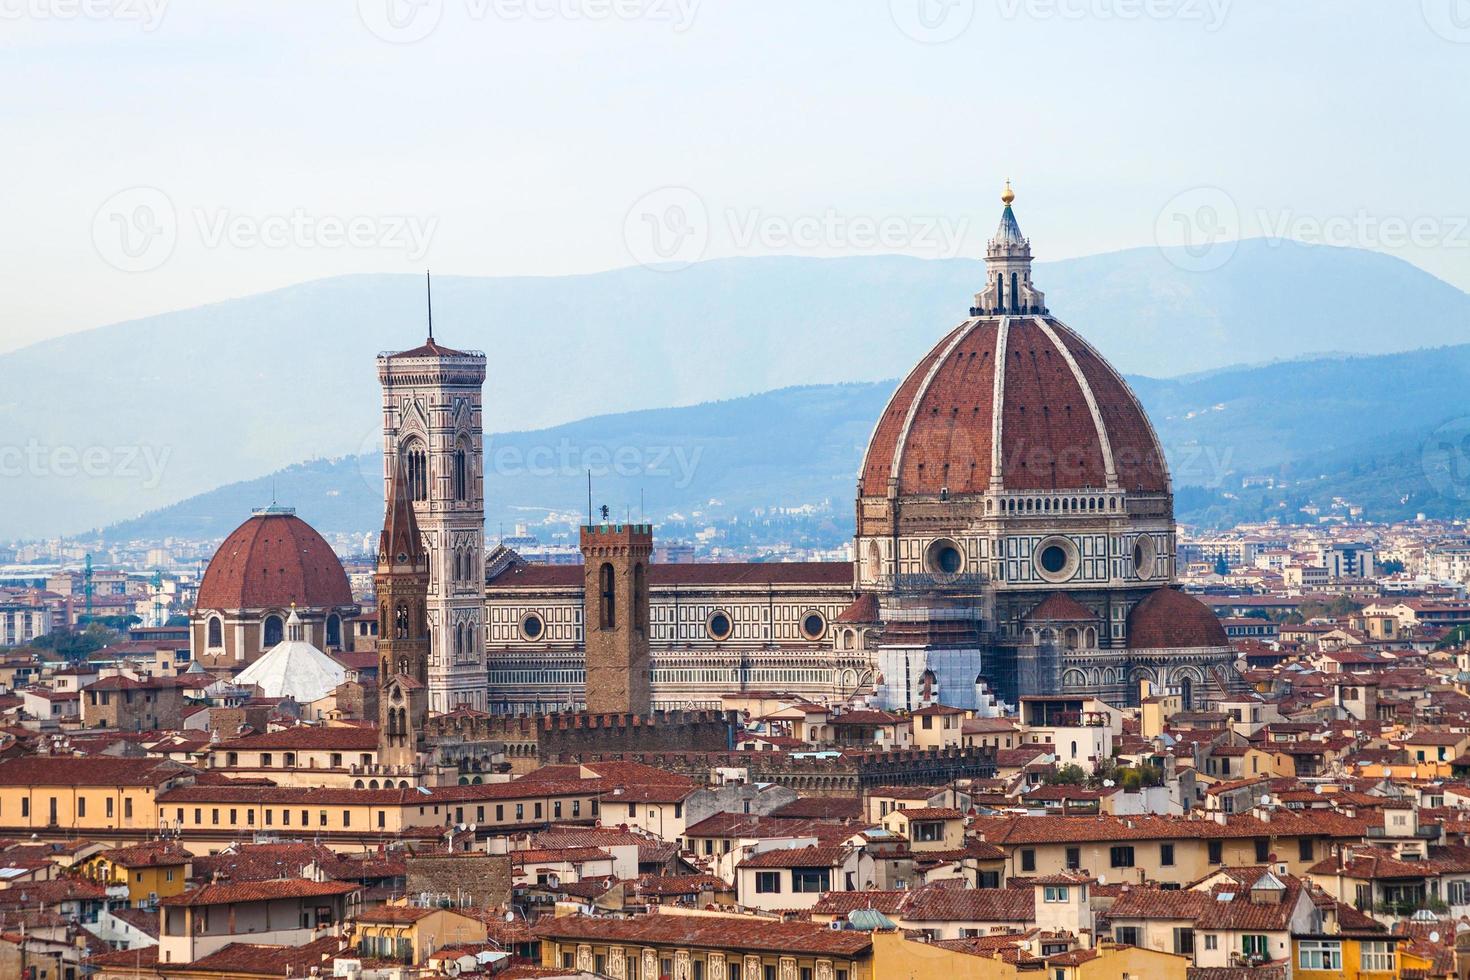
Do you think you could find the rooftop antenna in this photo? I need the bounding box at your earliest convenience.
[425,270,434,342]
[587,471,593,526]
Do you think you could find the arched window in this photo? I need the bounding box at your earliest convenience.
[207,616,223,648]
[262,614,284,647]
[1011,272,1019,312]
[453,440,469,502]
[633,563,648,632]
[400,439,428,503]
[325,614,341,648]
[395,602,410,639]
[599,563,616,629]
[1180,676,1195,711]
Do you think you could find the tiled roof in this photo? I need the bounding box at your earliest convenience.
[739,844,849,869]
[195,511,353,610]
[858,316,1167,496]
[1127,587,1230,650]
[101,841,192,868]
[1025,593,1097,623]
[162,878,358,907]
[510,847,614,865]
[212,725,380,751]
[0,755,194,788]
[533,913,873,956]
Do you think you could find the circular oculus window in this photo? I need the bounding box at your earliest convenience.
[1033,536,1079,582]
[708,611,733,641]
[801,612,826,640]
[925,539,965,576]
[1133,535,1157,580]
[521,613,545,640]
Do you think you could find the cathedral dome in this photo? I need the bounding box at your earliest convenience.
[859,188,1168,499]
[1126,586,1229,650]
[197,507,352,610]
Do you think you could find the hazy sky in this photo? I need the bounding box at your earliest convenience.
[3,0,1468,354]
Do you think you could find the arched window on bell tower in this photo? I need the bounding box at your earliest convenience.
[400,439,428,503]
[1011,272,1019,313]
[453,439,468,502]
[996,272,1004,312]
[599,562,616,629]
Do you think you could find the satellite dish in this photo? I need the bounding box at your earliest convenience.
[1431,931,1441,944]
[505,911,515,922]
[469,823,476,833]
[1102,779,1115,787]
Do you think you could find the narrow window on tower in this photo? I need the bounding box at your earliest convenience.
[633,563,648,632]
[454,441,468,501]
[599,563,616,629]
[1011,272,1019,312]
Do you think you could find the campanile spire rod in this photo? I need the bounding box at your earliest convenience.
[425,269,434,343]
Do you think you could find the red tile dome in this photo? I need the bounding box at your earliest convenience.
[860,315,1168,497]
[1126,587,1229,650]
[196,509,352,611]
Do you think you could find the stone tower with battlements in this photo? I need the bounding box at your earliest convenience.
[580,523,653,714]
[377,323,488,714]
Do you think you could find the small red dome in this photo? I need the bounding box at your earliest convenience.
[1127,587,1228,649]
[196,510,352,611]
[860,316,1167,497]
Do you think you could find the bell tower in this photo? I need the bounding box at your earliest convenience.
[377,275,489,714]
[376,459,430,769]
[580,522,653,714]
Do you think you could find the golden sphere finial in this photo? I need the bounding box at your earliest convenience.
[1001,179,1015,206]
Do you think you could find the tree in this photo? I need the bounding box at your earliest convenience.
[1045,763,1087,786]
[1213,554,1231,576]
